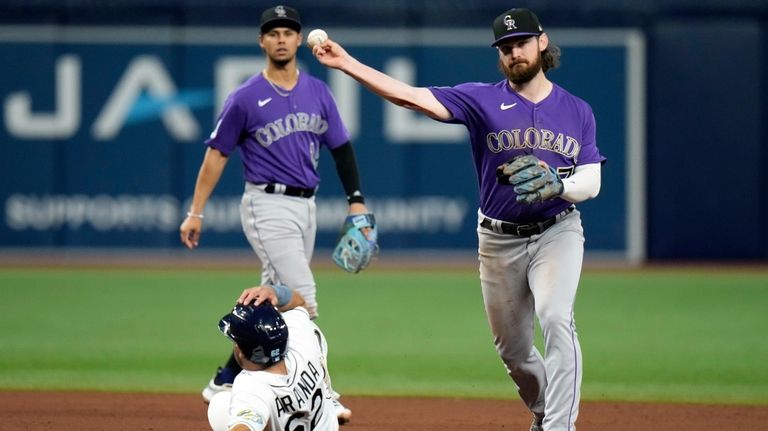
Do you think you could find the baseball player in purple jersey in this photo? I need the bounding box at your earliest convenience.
[179,5,364,424]
[312,8,604,431]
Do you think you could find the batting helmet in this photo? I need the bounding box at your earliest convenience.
[218,302,289,367]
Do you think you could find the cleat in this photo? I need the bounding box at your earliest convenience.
[332,391,352,425]
[201,367,237,403]
[529,413,544,431]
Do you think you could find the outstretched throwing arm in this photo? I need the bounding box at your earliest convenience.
[312,39,451,121]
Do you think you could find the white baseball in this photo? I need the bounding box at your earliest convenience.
[307,29,328,48]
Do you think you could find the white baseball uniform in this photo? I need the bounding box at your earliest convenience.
[209,307,339,431]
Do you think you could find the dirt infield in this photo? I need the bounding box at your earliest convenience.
[1,391,766,431]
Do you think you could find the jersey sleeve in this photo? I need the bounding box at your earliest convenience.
[574,107,606,166]
[428,84,476,125]
[282,307,322,355]
[282,307,311,335]
[318,84,350,150]
[205,94,246,157]
[227,389,271,431]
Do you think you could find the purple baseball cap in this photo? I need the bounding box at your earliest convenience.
[260,5,302,34]
[491,8,543,47]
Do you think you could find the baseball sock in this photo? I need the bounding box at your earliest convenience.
[224,353,242,373]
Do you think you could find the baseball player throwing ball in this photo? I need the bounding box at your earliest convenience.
[312,8,604,431]
[180,4,368,420]
[207,286,342,431]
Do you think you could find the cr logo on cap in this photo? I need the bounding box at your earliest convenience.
[504,15,517,30]
[275,5,287,17]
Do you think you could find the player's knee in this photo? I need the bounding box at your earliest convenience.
[496,343,533,368]
[537,309,574,333]
[207,391,232,431]
[503,360,529,376]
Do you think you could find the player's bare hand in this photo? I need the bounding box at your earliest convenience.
[238,285,278,307]
[348,202,369,216]
[348,203,375,239]
[312,39,350,70]
[179,217,202,249]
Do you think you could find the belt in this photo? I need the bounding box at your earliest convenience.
[480,207,574,237]
[263,183,316,198]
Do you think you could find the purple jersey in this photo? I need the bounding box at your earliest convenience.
[206,72,350,189]
[430,80,605,223]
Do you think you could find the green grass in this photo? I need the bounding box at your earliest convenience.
[575,271,768,404]
[0,267,766,405]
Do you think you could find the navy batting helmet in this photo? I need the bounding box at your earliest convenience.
[218,302,289,367]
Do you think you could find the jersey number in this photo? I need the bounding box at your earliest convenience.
[283,388,324,431]
[557,165,575,178]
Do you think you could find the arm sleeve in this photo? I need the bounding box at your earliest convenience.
[560,163,601,203]
[330,141,365,203]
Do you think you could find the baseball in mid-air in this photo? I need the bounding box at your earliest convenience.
[307,29,328,48]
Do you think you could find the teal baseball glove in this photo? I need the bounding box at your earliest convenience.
[332,213,378,273]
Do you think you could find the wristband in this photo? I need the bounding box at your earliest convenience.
[272,284,292,307]
[186,212,205,219]
[347,190,365,204]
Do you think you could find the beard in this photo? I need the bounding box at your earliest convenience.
[265,46,295,68]
[269,56,291,68]
[499,52,543,85]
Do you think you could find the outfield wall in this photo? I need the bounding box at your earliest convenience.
[0,26,643,262]
[0,1,766,261]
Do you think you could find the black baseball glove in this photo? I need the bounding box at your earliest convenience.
[496,154,564,204]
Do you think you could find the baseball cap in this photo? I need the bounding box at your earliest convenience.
[491,8,543,47]
[260,5,302,34]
